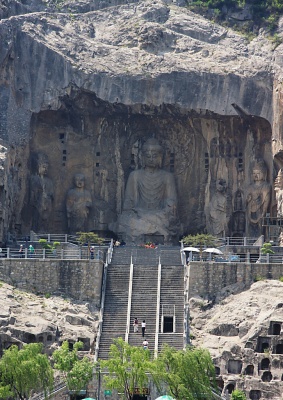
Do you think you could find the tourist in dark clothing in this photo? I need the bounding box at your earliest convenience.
[142,320,146,337]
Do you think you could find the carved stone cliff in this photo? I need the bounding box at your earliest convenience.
[0,0,283,241]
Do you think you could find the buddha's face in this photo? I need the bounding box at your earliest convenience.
[143,146,162,168]
[74,174,85,188]
[38,162,48,176]
[253,168,264,182]
[216,179,226,193]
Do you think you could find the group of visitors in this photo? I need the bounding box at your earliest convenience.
[141,242,157,249]
[133,318,148,349]
[18,244,35,258]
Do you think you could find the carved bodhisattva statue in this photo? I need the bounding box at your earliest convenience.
[207,178,228,237]
[275,169,283,217]
[66,173,92,234]
[246,159,271,237]
[30,153,54,231]
[118,138,178,244]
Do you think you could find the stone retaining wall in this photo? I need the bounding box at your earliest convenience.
[0,259,104,306]
[187,262,283,300]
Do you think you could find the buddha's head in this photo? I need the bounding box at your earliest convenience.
[37,153,49,177]
[142,138,163,169]
[74,173,85,188]
[252,160,267,183]
[216,178,227,193]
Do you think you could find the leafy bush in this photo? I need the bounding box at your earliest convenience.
[260,242,275,255]
[188,0,283,33]
[231,389,247,400]
[39,239,60,251]
[254,274,264,282]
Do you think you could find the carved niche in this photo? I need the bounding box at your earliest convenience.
[117,138,179,244]
[66,173,92,234]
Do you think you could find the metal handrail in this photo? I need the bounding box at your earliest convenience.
[94,240,113,361]
[0,247,106,260]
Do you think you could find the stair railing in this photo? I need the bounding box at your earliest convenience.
[154,256,162,358]
[125,255,134,343]
[107,238,114,263]
[94,240,113,361]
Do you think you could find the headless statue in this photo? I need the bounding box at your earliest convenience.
[118,138,178,244]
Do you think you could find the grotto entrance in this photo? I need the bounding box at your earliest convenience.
[19,91,273,243]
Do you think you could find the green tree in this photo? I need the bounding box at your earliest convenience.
[0,343,54,400]
[39,238,60,255]
[231,389,247,400]
[151,345,217,400]
[77,231,104,255]
[260,242,275,255]
[52,341,93,393]
[99,337,151,400]
[182,233,218,259]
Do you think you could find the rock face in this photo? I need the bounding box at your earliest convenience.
[190,280,283,399]
[0,0,283,243]
[0,282,99,356]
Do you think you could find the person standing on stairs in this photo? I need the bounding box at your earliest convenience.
[142,320,146,337]
[142,338,149,350]
[133,317,139,333]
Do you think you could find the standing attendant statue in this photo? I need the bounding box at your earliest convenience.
[66,173,92,234]
[246,159,271,237]
[30,153,54,231]
[207,178,228,237]
[275,169,283,217]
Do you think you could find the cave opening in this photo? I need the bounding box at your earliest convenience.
[228,359,242,374]
[269,321,281,335]
[260,358,270,370]
[275,343,283,354]
[261,371,272,382]
[21,90,272,241]
[249,390,261,400]
[225,383,235,394]
[245,364,254,375]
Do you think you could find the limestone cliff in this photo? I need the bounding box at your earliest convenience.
[190,280,283,399]
[1,0,282,241]
[0,282,98,356]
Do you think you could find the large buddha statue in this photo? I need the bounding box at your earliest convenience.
[117,138,178,244]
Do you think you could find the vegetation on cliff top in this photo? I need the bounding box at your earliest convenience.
[188,0,283,35]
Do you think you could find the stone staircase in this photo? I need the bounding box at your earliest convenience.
[158,265,184,351]
[98,245,185,359]
[98,263,130,359]
[128,265,158,349]
[159,247,183,266]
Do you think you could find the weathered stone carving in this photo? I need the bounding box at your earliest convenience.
[118,138,178,244]
[246,159,271,237]
[30,153,54,231]
[231,189,245,237]
[66,173,92,234]
[275,169,283,217]
[207,178,228,237]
